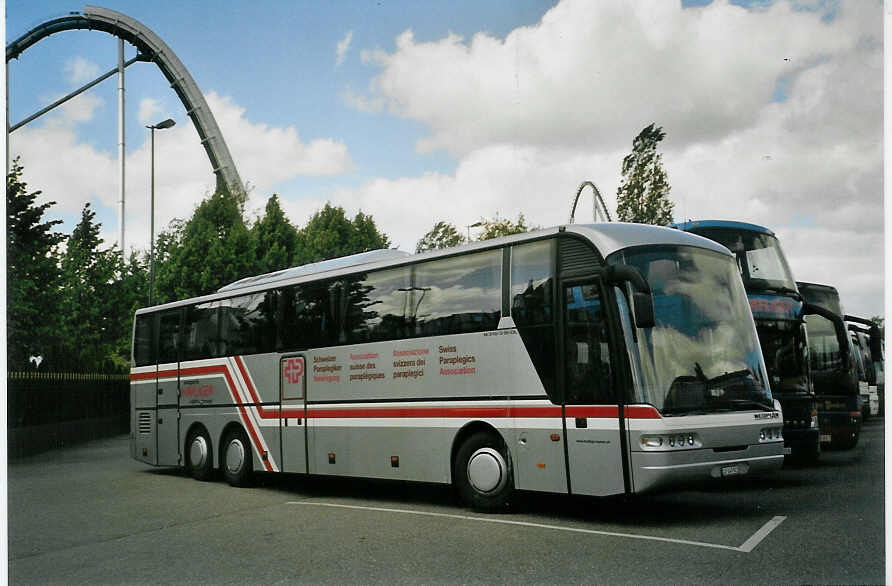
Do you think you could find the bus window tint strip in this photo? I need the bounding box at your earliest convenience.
[137,247,507,365]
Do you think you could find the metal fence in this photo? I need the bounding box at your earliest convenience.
[7,371,130,458]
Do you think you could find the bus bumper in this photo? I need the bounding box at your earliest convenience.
[818,412,861,448]
[630,443,785,494]
[783,426,820,457]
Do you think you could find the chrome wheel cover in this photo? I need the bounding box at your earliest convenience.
[225,438,246,475]
[189,435,208,469]
[467,447,507,494]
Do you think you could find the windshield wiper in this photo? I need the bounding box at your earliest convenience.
[660,408,715,417]
[718,399,774,412]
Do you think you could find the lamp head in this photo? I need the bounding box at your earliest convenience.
[152,118,176,130]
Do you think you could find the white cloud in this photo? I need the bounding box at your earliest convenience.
[355,0,869,157]
[340,87,384,113]
[9,91,355,259]
[280,143,626,253]
[207,92,354,187]
[330,0,882,317]
[38,92,104,128]
[336,31,354,67]
[63,57,100,85]
[138,98,163,125]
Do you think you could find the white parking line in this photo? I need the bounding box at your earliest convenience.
[737,515,787,552]
[287,501,786,553]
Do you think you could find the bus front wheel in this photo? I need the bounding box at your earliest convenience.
[454,431,514,513]
[222,428,254,487]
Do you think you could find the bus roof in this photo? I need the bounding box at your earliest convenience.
[218,249,411,293]
[671,219,775,236]
[137,222,730,315]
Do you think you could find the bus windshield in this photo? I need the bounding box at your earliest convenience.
[611,245,772,415]
[690,227,797,295]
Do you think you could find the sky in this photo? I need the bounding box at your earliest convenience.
[4,0,885,319]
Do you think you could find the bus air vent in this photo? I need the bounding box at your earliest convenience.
[138,412,152,434]
[560,238,600,275]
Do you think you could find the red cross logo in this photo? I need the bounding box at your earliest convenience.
[284,358,304,384]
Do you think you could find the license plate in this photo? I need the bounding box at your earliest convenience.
[820,434,832,443]
[721,464,740,477]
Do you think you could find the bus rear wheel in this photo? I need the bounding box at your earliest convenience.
[454,431,514,513]
[222,428,254,487]
[185,427,213,481]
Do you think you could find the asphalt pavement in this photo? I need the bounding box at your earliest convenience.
[8,418,885,584]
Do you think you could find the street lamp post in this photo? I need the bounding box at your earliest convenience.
[147,118,175,305]
[466,221,483,242]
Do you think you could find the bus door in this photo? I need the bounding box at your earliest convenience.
[279,354,308,473]
[156,309,182,466]
[560,279,626,496]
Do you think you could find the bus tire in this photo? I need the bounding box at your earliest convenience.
[454,431,514,513]
[222,428,254,487]
[185,427,213,481]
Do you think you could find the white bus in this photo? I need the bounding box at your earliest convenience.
[131,223,786,511]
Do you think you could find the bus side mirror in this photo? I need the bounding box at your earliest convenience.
[606,264,655,328]
[804,302,849,367]
[845,315,883,361]
[869,325,883,360]
[632,292,655,329]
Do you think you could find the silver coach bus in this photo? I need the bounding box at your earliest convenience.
[131,223,786,511]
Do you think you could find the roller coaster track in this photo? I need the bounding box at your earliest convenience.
[7,4,243,194]
[569,180,612,224]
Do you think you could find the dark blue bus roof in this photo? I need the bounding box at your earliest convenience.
[671,219,775,236]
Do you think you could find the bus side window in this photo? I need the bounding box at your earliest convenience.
[344,267,410,344]
[184,302,220,360]
[158,310,181,364]
[280,281,337,350]
[413,250,501,337]
[133,314,154,366]
[510,240,557,400]
[511,241,554,326]
[220,292,277,356]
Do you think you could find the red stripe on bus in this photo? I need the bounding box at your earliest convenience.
[297,404,661,420]
[219,364,274,472]
[622,405,661,419]
[134,360,660,426]
[233,356,263,404]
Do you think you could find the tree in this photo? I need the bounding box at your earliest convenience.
[154,190,255,301]
[416,221,465,253]
[252,194,300,273]
[109,251,149,370]
[59,203,123,371]
[298,203,390,264]
[477,213,538,241]
[616,123,674,225]
[6,158,66,370]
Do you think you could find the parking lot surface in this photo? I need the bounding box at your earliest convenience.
[8,419,884,584]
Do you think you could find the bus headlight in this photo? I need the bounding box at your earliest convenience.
[760,427,783,442]
[640,433,701,451]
